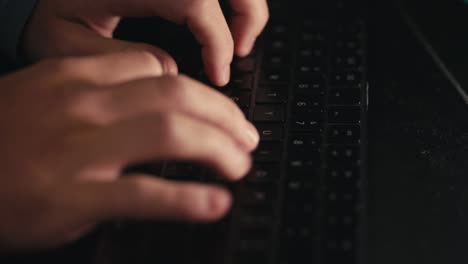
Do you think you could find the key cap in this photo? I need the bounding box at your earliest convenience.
[228,74,254,90]
[330,71,362,87]
[327,125,361,144]
[296,63,326,75]
[238,183,276,208]
[292,96,324,113]
[328,107,361,124]
[261,68,290,84]
[327,146,360,166]
[263,52,291,68]
[287,156,321,174]
[290,114,323,132]
[332,53,362,69]
[233,57,256,73]
[326,168,360,188]
[295,75,326,92]
[239,208,275,227]
[265,37,291,53]
[230,91,251,108]
[254,105,285,122]
[247,164,281,182]
[256,86,288,103]
[288,133,321,153]
[255,123,284,141]
[254,143,282,162]
[296,47,326,62]
[329,89,362,106]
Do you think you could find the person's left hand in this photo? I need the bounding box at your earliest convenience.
[22,0,269,87]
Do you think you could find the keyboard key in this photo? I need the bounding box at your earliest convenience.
[254,105,285,122]
[332,53,362,69]
[288,133,321,153]
[328,107,361,124]
[266,21,291,36]
[261,68,290,84]
[256,86,288,103]
[298,30,326,44]
[328,125,361,144]
[330,71,362,87]
[239,208,275,227]
[327,146,360,166]
[295,75,326,92]
[263,52,291,68]
[254,143,283,162]
[292,96,324,113]
[247,164,281,182]
[329,89,362,105]
[290,114,323,132]
[238,183,276,208]
[287,156,321,175]
[229,91,251,108]
[326,168,360,188]
[296,63,325,75]
[255,123,284,141]
[233,57,256,73]
[296,47,326,62]
[265,37,291,53]
[228,74,254,90]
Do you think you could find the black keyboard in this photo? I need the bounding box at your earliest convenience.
[111,1,368,264]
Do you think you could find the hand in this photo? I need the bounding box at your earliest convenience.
[22,0,269,86]
[0,51,259,251]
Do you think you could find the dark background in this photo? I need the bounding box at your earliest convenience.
[2,0,468,263]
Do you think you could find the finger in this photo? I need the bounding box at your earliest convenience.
[186,1,234,86]
[56,51,167,86]
[89,112,252,181]
[69,176,232,223]
[31,22,178,76]
[97,75,259,151]
[229,0,269,56]
[96,0,233,86]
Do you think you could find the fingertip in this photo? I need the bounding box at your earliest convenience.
[230,152,253,181]
[205,64,231,87]
[235,34,256,57]
[208,187,232,217]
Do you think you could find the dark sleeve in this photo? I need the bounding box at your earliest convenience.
[0,0,38,65]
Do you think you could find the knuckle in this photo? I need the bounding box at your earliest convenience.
[131,45,164,74]
[65,87,103,120]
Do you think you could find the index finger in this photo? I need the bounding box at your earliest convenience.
[186,0,234,86]
[99,0,234,86]
[229,0,269,57]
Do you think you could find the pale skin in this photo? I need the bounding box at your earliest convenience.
[0,0,268,252]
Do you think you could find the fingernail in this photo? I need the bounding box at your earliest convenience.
[245,121,260,148]
[222,65,231,85]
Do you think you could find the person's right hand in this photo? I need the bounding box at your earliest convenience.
[0,51,259,252]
